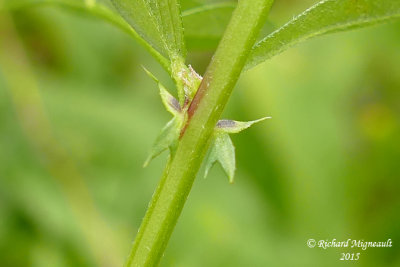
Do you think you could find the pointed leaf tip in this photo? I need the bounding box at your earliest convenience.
[159,83,181,114]
[216,116,271,134]
[142,67,181,115]
[142,66,158,83]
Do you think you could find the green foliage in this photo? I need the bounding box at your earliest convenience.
[108,0,201,103]
[142,67,182,116]
[124,0,275,265]
[216,117,270,134]
[110,0,186,63]
[5,0,400,71]
[245,0,400,70]
[205,117,270,182]
[142,68,184,167]
[2,0,400,266]
[142,64,270,181]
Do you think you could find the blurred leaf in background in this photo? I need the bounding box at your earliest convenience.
[0,0,399,266]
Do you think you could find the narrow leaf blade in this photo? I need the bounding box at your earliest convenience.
[158,0,187,59]
[245,0,400,70]
[216,117,270,134]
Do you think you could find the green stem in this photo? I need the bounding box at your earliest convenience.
[125,0,274,266]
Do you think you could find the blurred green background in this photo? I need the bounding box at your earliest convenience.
[1,0,399,266]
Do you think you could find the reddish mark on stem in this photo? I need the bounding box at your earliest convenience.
[179,74,211,138]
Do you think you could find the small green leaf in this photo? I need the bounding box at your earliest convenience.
[205,116,270,181]
[216,117,270,134]
[245,0,400,70]
[142,67,185,166]
[111,0,186,62]
[204,132,235,183]
[144,117,181,167]
[142,67,181,116]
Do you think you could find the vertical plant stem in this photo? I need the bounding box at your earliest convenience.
[125,0,274,266]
